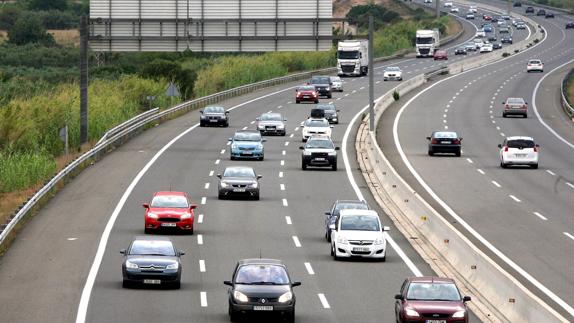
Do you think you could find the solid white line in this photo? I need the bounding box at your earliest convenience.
[280,184,285,191]
[567,182,574,189]
[201,197,207,205]
[546,170,556,176]
[282,198,288,207]
[509,195,521,203]
[209,170,214,177]
[477,169,485,175]
[318,293,331,309]
[215,159,220,165]
[204,183,210,189]
[564,232,574,241]
[285,216,292,225]
[292,236,301,247]
[533,212,548,221]
[466,158,473,164]
[200,292,208,307]
[197,234,203,245]
[198,214,204,223]
[279,171,284,178]
[304,262,315,275]
[199,260,206,272]
[220,149,225,154]
[281,160,285,166]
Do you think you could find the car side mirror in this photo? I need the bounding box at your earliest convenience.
[190,204,197,210]
[525,101,528,104]
[535,144,540,147]
[225,111,230,114]
[143,203,149,209]
[256,117,260,121]
[426,137,431,140]
[337,110,340,112]
[325,212,331,215]
[394,294,404,300]
[291,282,302,287]
[463,296,472,302]
[498,144,502,148]
[199,110,203,114]
[224,280,233,286]
[284,119,287,121]
[228,138,232,141]
[383,226,390,232]
[179,251,186,256]
[335,147,340,151]
[257,175,262,179]
[501,101,505,104]
[329,224,336,231]
[459,137,463,141]
[330,126,334,128]
[299,146,305,150]
[262,139,267,142]
[217,174,222,179]
[120,249,126,255]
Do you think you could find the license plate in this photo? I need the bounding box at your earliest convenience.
[209,119,218,122]
[242,151,253,155]
[352,247,370,252]
[426,320,446,323]
[315,157,326,161]
[441,141,451,144]
[233,188,246,192]
[161,223,177,227]
[143,279,161,285]
[253,306,273,311]
[515,154,527,158]
[303,96,309,98]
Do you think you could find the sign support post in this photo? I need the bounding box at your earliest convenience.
[368,15,375,132]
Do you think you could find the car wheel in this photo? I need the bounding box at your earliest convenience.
[332,161,337,171]
[286,309,295,323]
[122,279,131,289]
[229,304,240,322]
[282,132,286,136]
[230,156,235,160]
[380,255,386,262]
[314,100,319,104]
[218,192,225,200]
[254,192,260,201]
[296,100,300,104]
[173,280,181,289]
[502,113,507,118]
[428,150,434,156]
[189,226,194,235]
[144,228,152,234]
[330,243,335,257]
[259,156,264,161]
[531,163,538,169]
[326,229,331,242]
[500,161,507,168]
[328,94,332,99]
[200,122,204,127]
[225,122,229,127]
[455,150,461,157]
[302,161,307,170]
[523,113,528,118]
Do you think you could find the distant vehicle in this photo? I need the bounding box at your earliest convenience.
[295,85,319,104]
[512,18,524,26]
[301,118,332,142]
[199,106,230,127]
[536,9,546,16]
[444,1,453,7]
[515,23,526,30]
[337,40,369,76]
[455,47,467,55]
[501,36,513,44]
[143,191,197,234]
[416,29,440,58]
[324,200,369,242]
[309,76,333,98]
[224,259,301,323]
[469,5,478,13]
[567,22,574,29]
[450,7,459,13]
[545,12,554,18]
[483,25,493,33]
[525,6,534,13]
[513,1,522,7]
[491,15,500,22]
[497,19,507,26]
[482,14,492,20]
[498,136,539,169]
[256,112,286,136]
[499,26,511,33]
[424,0,432,3]
[466,12,475,20]
[464,42,477,51]
[313,104,340,124]
[492,42,502,49]
[330,76,343,92]
[473,38,484,49]
[121,236,184,289]
[501,15,511,20]
[383,66,403,81]
[395,276,471,323]
[475,30,486,38]
[300,135,339,171]
[229,131,265,160]
[433,50,448,60]
[427,131,462,156]
[488,35,497,42]
[480,42,494,53]
[526,59,544,73]
[502,97,528,118]
[217,166,262,200]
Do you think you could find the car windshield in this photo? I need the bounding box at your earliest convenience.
[385,67,401,72]
[334,202,368,214]
[129,240,176,256]
[234,132,262,141]
[298,86,315,91]
[306,139,334,149]
[406,282,462,301]
[330,76,341,82]
[151,195,188,208]
[506,98,525,104]
[305,119,329,127]
[310,77,330,84]
[235,264,290,285]
[416,37,434,44]
[316,104,336,112]
[529,60,541,64]
[337,50,359,59]
[260,113,282,121]
[340,215,380,231]
[223,168,256,178]
[433,132,458,139]
[507,139,535,149]
[204,106,225,113]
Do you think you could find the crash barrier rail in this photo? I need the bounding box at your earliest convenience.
[0,18,469,249]
[356,4,568,322]
[561,68,574,118]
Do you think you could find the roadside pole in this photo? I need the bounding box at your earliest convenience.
[507,0,511,15]
[368,15,375,132]
[80,16,89,145]
[436,0,440,18]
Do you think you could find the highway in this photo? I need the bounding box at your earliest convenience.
[379,1,574,319]
[0,1,557,323]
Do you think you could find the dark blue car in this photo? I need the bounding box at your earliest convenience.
[324,200,369,242]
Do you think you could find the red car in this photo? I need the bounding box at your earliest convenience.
[295,85,319,104]
[434,50,448,60]
[395,276,471,323]
[143,191,197,234]
[482,14,492,20]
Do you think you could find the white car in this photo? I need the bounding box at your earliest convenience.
[424,0,432,3]
[450,7,460,13]
[469,5,478,13]
[466,12,475,19]
[498,136,539,169]
[330,209,390,261]
[473,38,484,49]
[383,66,403,81]
[330,76,343,92]
[301,118,332,142]
[480,42,493,52]
[444,1,453,7]
[475,30,486,37]
[526,59,544,72]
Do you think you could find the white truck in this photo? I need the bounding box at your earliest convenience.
[415,29,440,58]
[337,40,369,76]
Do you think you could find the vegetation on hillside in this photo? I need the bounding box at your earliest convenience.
[531,0,573,9]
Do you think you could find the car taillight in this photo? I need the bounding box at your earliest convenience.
[431,139,439,144]
[453,139,460,144]
[533,146,538,152]
[522,105,527,109]
[505,104,509,108]
[504,146,509,152]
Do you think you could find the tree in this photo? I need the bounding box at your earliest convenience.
[8,13,55,46]
[0,7,22,30]
[26,0,68,11]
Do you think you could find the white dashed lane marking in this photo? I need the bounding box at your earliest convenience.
[282,198,288,207]
[533,212,548,221]
[198,214,204,223]
[215,159,220,165]
[318,294,331,309]
[509,195,521,203]
[281,160,285,166]
[546,170,556,176]
[201,197,207,205]
[285,216,292,225]
[197,234,204,245]
[282,150,286,155]
[304,262,315,275]
[492,181,501,188]
[204,183,210,189]
[292,236,301,247]
[209,170,214,177]
[567,182,574,189]
[285,141,290,146]
[280,184,285,191]
[242,126,248,130]
[199,260,206,272]
[466,158,473,164]
[564,232,574,241]
[477,169,485,175]
[279,171,284,178]
[200,292,208,307]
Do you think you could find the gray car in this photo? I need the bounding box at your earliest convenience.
[256,112,286,136]
[199,106,230,127]
[313,104,340,124]
[218,166,261,200]
[330,76,343,92]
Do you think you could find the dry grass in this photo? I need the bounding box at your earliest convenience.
[48,29,80,48]
[0,30,7,45]
[445,14,463,37]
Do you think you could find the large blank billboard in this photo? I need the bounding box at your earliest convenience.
[89,0,333,52]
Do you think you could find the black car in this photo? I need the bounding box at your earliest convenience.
[545,12,554,18]
[300,136,339,171]
[536,9,546,16]
[309,76,333,98]
[324,200,369,242]
[567,22,574,29]
[224,259,301,323]
[488,35,497,42]
[513,1,521,7]
[218,166,261,200]
[121,236,184,289]
[427,131,462,156]
[501,36,513,44]
[313,104,340,124]
[200,106,230,127]
[525,6,534,13]
[455,47,467,55]
[493,42,503,49]
[491,16,499,22]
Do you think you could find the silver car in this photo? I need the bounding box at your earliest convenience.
[502,97,528,118]
[330,76,343,92]
[217,166,261,200]
[256,113,286,136]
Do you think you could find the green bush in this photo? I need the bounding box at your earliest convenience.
[393,91,400,101]
[347,4,402,30]
[8,12,55,46]
[0,7,22,30]
[0,150,56,193]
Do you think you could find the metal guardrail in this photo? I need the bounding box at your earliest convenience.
[561,68,574,118]
[95,108,160,147]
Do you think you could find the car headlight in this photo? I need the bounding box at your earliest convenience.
[250,182,258,188]
[277,125,285,129]
[452,310,466,318]
[200,115,207,119]
[258,125,264,129]
[125,260,138,269]
[231,144,238,150]
[373,237,385,245]
[257,144,263,150]
[233,291,249,303]
[303,150,312,156]
[337,236,348,244]
[181,212,192,219]
[278,291,293,303]
[328,151,337,156]
[326,87,331,91]
[221,182,228,188]
[147,212,158,219]
[166,263,179,270]
[405,308,420,317]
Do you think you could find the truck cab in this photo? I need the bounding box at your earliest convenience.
[337,40,369,77]
[416,29,440,58]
